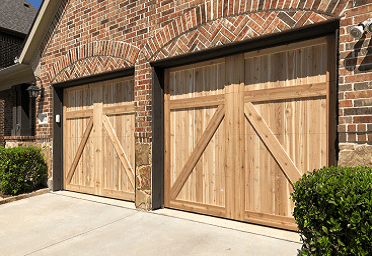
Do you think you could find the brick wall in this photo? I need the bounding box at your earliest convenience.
[0,32,24,69]
[338,1,372,166]
[26,0,362,206]
[39,0,347,139]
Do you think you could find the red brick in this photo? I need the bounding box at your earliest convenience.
[339,100,353,107]
[348,124,357,132]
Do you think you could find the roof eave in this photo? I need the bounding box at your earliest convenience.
[0,64,33,91]
[19,0,62,65]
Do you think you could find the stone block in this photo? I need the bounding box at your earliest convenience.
[339,144,372,167]
[135,189,152,211]
[339,143,357,150]
[135,143,152,166]
[136,165,151,191]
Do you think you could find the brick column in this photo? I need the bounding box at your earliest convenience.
[134,52,152,210]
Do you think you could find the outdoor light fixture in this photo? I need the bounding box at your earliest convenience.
[26,84,41,98]
[349,19,372,39]
[26,77,43,100]
[365,19,372,35]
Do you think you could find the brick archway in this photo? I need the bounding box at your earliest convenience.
[49,41,140,83]
[143,1,346,61]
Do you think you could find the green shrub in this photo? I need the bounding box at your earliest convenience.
[0,146,47,195]
[291,166,372,256]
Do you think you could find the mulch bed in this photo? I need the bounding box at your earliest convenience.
[0,191,12,199]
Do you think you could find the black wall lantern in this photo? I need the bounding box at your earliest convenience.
[26,84,41,98]
[26,77,43,136]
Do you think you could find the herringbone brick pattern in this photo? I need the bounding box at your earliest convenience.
[49,40,140,83]
[53,56,130,83]
[145,10,334,60]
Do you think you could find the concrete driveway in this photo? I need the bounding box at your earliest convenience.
[0,191,302,256]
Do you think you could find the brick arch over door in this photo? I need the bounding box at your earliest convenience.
[49,41,140,83]
[143,1,346,60]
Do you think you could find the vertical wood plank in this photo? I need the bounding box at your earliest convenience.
[63,90,67,189]
[236,55,245,221]
[225,56,235,219]
[93,83,103,196]
[164,69,171,206]
[225,53,245,219]
[195,67,204,203]
[326,35,336,167]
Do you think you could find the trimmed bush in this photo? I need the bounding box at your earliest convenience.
[291,166,372,256]
[0,146,47,195]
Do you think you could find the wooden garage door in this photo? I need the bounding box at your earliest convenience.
[164,36,335,230]
[63,77,135,201]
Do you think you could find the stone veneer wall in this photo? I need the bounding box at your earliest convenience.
[12,0,372,209]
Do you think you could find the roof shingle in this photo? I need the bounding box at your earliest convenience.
[0,0,37,35]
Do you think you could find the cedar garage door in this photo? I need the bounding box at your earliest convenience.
[164,36,335,230]
[63,77,135,201]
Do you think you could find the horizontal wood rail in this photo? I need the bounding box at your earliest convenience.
[244,211,297,230]
[65,109,93,119]
[66,184,95,194]
[169,94,224,110]
[102,189,135,201]
[170,199,226,217]
[103,104,135,115]
[244,82,327,103]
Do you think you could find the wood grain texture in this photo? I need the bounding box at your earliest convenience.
[244,82,327,103]
[244,102,302,185]
[102,114,135,188]
[66,117,93,183]
[63,77,135,201]
[164,37,331,230]
[169,94,225,110]
[169,105,225,199]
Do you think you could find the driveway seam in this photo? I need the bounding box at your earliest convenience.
[22,211,139,256]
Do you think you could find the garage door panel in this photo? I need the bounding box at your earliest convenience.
[173,122,225,207]
[103,114,135,194]
[170,106,225,206]
[170,107,218,179]
[63,77,135,201]
[169,62,225,100]
[245,41,327,92]
[66,117,94,188]
[103,78,134,105]
[166,36,333,230]
[251,97,327,174]
[244,96,327,219]
[245,117,293,217]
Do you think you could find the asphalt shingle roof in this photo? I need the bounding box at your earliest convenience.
[0,0,37,35]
